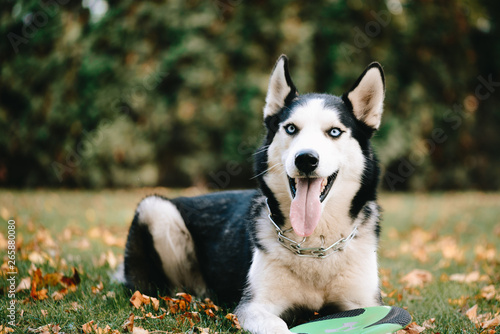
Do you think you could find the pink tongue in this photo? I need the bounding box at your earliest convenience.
[290,178,323,237]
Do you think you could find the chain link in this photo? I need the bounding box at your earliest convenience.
[265,199,358,259]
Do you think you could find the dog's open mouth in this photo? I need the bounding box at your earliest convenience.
[287,171,338,237]
[288,170,338,202]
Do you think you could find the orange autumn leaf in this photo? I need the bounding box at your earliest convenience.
[130,291,152,309]
[160,292,194,314]
[44,272,63,286]
[16,277,31,292]
[92,282,104,294]
[178,311,201,327]
[176,292,193,303]
[396,322,426,334]
[481,315,500,329]
[465,304,479,326]
[60,267,81,291]
[30,280,48,301]
[122,313,134,332]
[0,325,15,334]
[225,313,242,330]
[400,269,433,288]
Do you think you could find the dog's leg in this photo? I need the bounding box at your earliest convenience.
[124,196,207,296]
[235,301,291,334]
[235,250,296,334]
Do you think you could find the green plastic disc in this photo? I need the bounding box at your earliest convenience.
[290,306,411,334]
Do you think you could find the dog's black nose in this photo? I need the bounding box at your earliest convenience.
[295,150,319,174]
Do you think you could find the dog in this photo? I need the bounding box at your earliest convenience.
[122,55,386,334]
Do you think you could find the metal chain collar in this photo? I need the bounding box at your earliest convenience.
[265,199,358,259]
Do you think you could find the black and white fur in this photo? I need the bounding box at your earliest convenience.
[122,55,386,334]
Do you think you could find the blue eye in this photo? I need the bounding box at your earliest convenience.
[328,128,342,138]
[285,124,297,135]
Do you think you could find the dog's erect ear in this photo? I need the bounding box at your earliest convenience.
[344,62,385,130]
[263,55,298,119]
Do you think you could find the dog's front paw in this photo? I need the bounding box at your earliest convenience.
[235,303,292,334]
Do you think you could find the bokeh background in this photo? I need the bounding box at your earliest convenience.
[1,0,499,191]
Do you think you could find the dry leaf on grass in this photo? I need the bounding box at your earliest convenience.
[132,327,149,334]
[82,321,120,334]
[449,271,488,283]
[27,324,61,333]
[465,304,500,329]
[448,295,469,308]
[92,282,104,294]
[422,318,436,329]
[28,267,81,301]
[160,292,193,314]
[479,285,499,301]
[178,311,201,327]
[122,313,134,332]
[396,322,426,334]
[130,291,159,310]
[225,313,242,330]
[400,269,433,288]
[466,304,478,322]
[0,325,15,334]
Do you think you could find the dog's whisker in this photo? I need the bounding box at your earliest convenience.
[250,162,282,180]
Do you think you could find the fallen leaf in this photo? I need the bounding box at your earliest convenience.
[0,207,9,220]
[16,277,31,292]
[400,269,433,288]
[27,324,60,333]
[396,321,426,334]
[92,282,104,294]
[448,295,469,308]
[51,290,66,301]
[466,304,478,323]
[0,325,15,333]
[449,271,486,283]
[179,311,201,327]
[30,280,48,301]
[474,244,496,262]
[481,315,500,329]
[479,285,497,300]
[81,321,94,333]
[438,236,464,262]
[60,267,81,291]
[44,273,63,286]
[422,318,436,329]
[151,297,160,311]
[41,309,48,317]
[132,327,149,334]
[122,313,134,332]
[225,313,242,330]
[70,301,83,311]
[130,291,149,309]
[28,251,46,265]
[176,292,193,303]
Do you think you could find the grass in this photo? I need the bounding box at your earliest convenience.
[0,189,499,333]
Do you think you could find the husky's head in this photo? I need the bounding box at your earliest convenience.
[255,55,385,237]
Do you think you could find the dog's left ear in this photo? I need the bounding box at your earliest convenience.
[263,55,298,119]
[343,62,385,130]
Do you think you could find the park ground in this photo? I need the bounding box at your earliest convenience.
[0,189,499,333]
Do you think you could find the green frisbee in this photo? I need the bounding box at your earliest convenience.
[290,306,411,334]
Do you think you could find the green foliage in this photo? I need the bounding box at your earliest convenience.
[1,0,499,190]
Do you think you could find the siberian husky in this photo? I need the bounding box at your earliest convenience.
[123,55,386,334]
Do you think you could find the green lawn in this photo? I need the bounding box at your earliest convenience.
[0,190,499,333]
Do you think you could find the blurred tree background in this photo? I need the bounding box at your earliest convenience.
[0,0,499,191]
